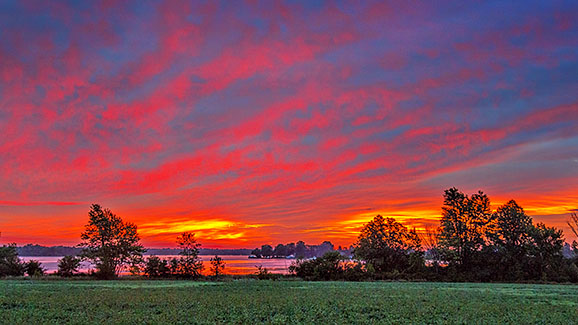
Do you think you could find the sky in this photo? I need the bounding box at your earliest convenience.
[0,0,577,248]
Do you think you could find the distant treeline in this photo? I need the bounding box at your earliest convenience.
[149,248,253,256]
[17,245,81,257]
[16,243,349,258]
[16,244,252,256]
[250,241,352,259]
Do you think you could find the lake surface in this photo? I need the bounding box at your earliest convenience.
[20,255,293,275]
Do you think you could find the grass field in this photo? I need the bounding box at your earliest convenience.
[1,280,577,324]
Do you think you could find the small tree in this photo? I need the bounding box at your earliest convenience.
[250,248,262,258]
[24,260,45,277]
[254,265,273,280]
[169,257,180,275]
[144,256,170,278]
[79,204,145,279]
[489,200,534,279]
[528,223,564,280]
[210,255,225,278]
[58,255,80,277]
[354,215,422,274]
[176,232,203,278]
[438,188,493,270]
[260,245,273,258]
[295,241,307,259]
[0,243,25,277]
[491,200,533,248]
[273,244,287,257]
[128,255,145,276]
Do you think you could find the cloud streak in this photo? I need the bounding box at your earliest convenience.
[0,0,577,246]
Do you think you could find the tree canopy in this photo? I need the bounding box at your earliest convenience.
[438,188,493,270]
[79,204,145,279]
[210,255,225,278]
[57,255,81,277]
[354,215,422,274]
[0,243,24,277]
[175,231,203,278]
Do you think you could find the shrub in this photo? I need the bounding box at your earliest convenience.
[343,261,371,281]
[290,251,348,280]
[24,260,45,277]
[58,255,81,277]
[210,255,225,278]
[144,256,170,278]
[175,232,204,278]
[254,265,278,280]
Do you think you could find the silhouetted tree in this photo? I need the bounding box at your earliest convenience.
[176,232,203,278]
[286,242,296,256]
[491,200,533,248]
[438,188,492,270]
[528,223,564,280]
[210,255,225,278]
[315,241,335,257]
[488,200,533,279]
[144,256,170,278]
[250,248,262,258]
[57,255,80,277]
[128,255,145,276]
[0,244,24,276]
[354,215,422,275]
[254,265,275,280]
[24,260,45,277]
[273,244,288,257]
[260,244,273,258]
[169,257,180,275]
[295,241,307,259]
[79,204,145,279]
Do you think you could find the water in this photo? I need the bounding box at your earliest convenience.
[20,255,293,275]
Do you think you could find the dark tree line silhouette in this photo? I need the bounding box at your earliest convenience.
[291,188,578,282]
[434,188,571,281]
[14,245,251,256]
[250,241,338,259]
[1,189,577,282]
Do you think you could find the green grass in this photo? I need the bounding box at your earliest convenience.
[1,280,577,324]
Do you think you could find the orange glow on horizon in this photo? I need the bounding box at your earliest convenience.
[1,191,576,248]
[1,205,577,248]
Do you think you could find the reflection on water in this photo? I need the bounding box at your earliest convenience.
[20,255,292,275]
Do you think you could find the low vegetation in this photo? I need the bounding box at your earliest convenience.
[1,280,577,324]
